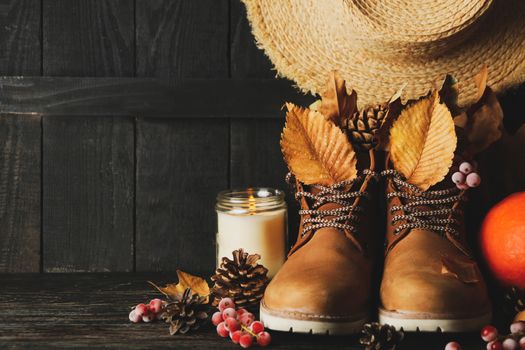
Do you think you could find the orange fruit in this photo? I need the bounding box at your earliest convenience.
[480,192,525,289]
[515,310,525,322]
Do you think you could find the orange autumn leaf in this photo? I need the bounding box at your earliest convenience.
[390,92,456,190]
[318,71,357,128]
[281,103,357,186]
[149,270,210,302]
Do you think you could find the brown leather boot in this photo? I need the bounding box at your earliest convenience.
[379,167,491,332]
[260,152,379,335]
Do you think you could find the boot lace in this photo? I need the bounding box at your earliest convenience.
[382,169,464,236]
[287,170,379,238]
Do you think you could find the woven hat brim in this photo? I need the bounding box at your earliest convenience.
[242,0,525,107]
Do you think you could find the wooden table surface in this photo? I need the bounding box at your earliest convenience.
[0,273,488,349]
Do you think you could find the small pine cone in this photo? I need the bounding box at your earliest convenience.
[211,249,269,310]
[505,286,525,315]
[360,322,404,350]
[162,288,208,335]
[347,104,388,151]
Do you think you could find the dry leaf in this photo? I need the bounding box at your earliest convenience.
[441,255,480,284]
[454,112,468,129]
[309,99,321,111]
[390,92,457,190]
[149,270,210,302]
[376,83,407,151]
[439,74,461,117]
[318,71,357,128]
[463,86,503,155]
[474,65,488,100]
[281,103,357,186]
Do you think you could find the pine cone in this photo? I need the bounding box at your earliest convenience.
[211,249,270,309]
[505,286,525,315]
[360,322,404,350]
[162,288,208,335]
[347,104,388,150]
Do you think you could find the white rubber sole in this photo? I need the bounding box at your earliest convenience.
[260,303,367,335]
[378,308,492,332]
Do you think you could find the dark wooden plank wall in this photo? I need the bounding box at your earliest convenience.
[0,0,523,276]
[43,116,135,272]
[0,0,292,274]
[0,114,41,272]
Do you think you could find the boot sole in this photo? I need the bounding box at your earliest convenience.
[378,308,492,332]
[260,302,367,335]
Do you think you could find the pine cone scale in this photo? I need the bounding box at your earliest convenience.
[348,104,388,150]
[162,288,208,335]
[211,249,270,310]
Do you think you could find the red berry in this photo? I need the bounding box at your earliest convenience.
[445,341,461,350]
[250,321,265,334]
[519,337,525,350]
[218,298,235,312]
[257,331,271,347]
[487,341,503,350]
[240,313,255,326]
[129,310,141,323]
[481,326,499,342]
[511,322,525,334]
[459,162,474,175]
[217,322,229,337]
[502,338,519,350]
[211,311,224,326]
[142,312,154,323]
[222,307,237,320]
[149,298,163,314]
[135,303,148,316]
[230,330,243,344]
[239,334,254,348]
[225,317,240,332]
[237,308,248,317]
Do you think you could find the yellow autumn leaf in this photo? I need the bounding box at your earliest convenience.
[318,71,357,128]
[281,103,357,186]
[309,99,321,111]
[390,92,456,190]
[149,270,210,302]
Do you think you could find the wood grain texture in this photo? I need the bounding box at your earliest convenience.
[43,0,134,76]
[0,114,41,272]
[136,0,229,80]
[230,118,299,247]
[42,116,134,272]
[230,0,274,78]
[0,77,313,118]
[0,273,487,349]
[0,0,41,75]
[136,118,228,274]
[230,118,286,188]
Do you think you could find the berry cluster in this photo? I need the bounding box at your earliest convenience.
[451,161,480,190]
[445,322,525,350]
[213,297,271,348]
[129,298,164,323]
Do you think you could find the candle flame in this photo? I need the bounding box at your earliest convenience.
[248,195,257,213]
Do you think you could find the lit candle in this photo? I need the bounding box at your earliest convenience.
[216,188,287,278]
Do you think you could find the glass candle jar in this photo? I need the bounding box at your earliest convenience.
[216,188,287,278]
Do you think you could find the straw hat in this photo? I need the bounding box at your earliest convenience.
[242,0,525,107]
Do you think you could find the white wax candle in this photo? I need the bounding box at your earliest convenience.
[216,208,286,278]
